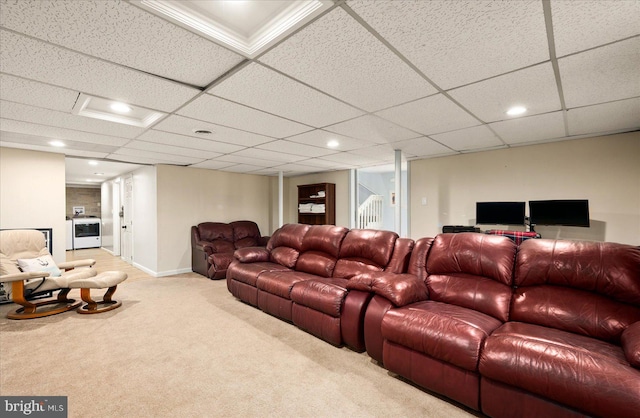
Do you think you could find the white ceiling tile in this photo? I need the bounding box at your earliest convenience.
[105,154,168,165]
[178,94,311,138]
[448,63,561,123]
[220,164,266,173]
[0,74,78,112]
[0,0,244,87]
[316,151,382,167]
[266,162,327,174]
[551,0,640,57]
[559,38,640,109]
[209,63,365,127]
[286,129,375,151]
[259,7,436,112]
[489,111,566,145]
[111,147,204,165]
[213,154,278,167]
[349,0,549,89]
[189,160,238,170]
[0,134,114,156]
[0,29,199,113]
[256,140,336,158]
[430,125,504,151]
[294,157,346,169]
[1,101,145,139]
[390,137,456,158]
[376,94,480,136]
[137,130,244,155]
[152,115,273,147]
[348,143,396,162]
[124,140,222,160]
[324,115,421,144]
[0,119,129,147]
[231,148,306,163]
[567,98,640,136]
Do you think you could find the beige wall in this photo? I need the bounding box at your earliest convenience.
[154,165,272,275]
[0,147,67,261]
[286,170,351,227]
[66,186,101,218]
[409,132,640,245]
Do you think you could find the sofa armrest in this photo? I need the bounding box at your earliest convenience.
[195,241,216,256]
[234,246,270,263]
[621,321,640,368]
[58,259,96,270]
[1,271,50,283]
[346,272,428,307]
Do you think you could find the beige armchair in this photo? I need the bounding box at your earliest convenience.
[0,229,97,319]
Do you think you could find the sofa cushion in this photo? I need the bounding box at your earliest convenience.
[207,239,235,253]
[512,285,640,343]
[267,223,309,252]
[428,273,514,323]
[256,270,317,299]
[337,229,398,268]
[291,277,349,317]
[424,233,516,322]
[479,321,640,418]
[514,239,640,342]
[235,237,258,249]
[296,251,337,277]
[270,247,300,269]
[382,300,503,371]
[231,220,260,242]
[300,225,348,258]
[227,262,290,287]
[427,233,516,286]
[197,222,233,242]
[515,239,640,305]
[333,229,399,278]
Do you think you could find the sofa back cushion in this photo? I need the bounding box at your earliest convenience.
[333,229,398,278]
[513,239,640,343]
[197,222,233,243]
[296,225,349,277]
[267,224,310,268]
[231,220,260,249]
[426,233,517,322]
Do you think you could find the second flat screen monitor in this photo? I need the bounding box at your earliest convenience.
[476,202,525,225]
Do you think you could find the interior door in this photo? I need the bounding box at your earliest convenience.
[121,175,133,264]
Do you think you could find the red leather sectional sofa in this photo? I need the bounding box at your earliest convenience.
[226,224,640,417]
[226,223,413,351]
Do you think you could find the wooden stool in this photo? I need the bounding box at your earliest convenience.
[68,271,128,314]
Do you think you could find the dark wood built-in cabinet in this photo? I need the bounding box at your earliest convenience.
[297,183,335,225]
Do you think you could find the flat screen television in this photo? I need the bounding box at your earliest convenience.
[529,199,590,227]
[476,201,525,225]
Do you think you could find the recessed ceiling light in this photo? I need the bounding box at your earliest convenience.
[327,139,339,148]
[506,106,527,116]
[110,102,132,113]
[94,173,104,176]
[73,93,166,128]
[49,140,65,147]
[88,160,98,166]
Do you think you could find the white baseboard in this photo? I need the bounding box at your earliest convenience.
[132,262,192,278]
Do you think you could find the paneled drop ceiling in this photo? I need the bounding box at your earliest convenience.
[0,0,638,185]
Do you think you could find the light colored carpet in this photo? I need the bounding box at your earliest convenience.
[0,273,476,418]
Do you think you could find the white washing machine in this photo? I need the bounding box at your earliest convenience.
[73,217,101,249]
